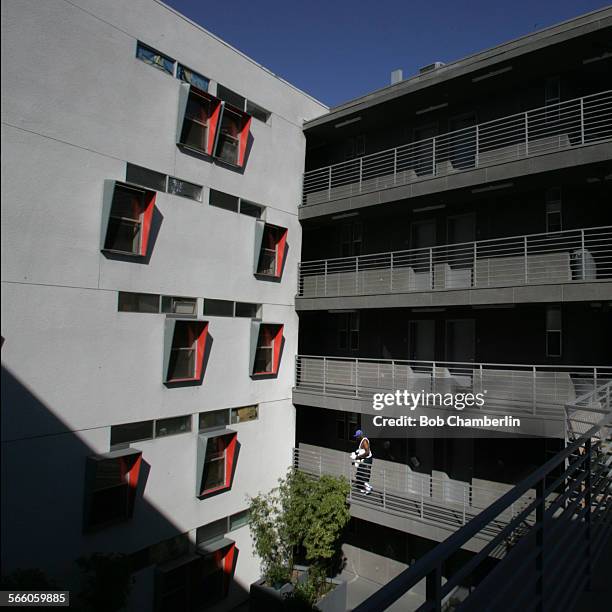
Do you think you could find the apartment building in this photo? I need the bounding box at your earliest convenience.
[0,0,325,610]
[1,1,611,611]
[294,7,612,593]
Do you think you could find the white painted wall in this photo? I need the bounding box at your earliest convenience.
[0,0,327,607]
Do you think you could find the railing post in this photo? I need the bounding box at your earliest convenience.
[473,241,477,287]
[355,359,359,398]
[355,257,359,294]
[324,260,328,297]
[580,97,585,145]
[421,479,425,518]
[390,252,394,292]
[532,366,537,415]
[593,367,597,395]
[392,360,396,391]
[581,229,586,280]
[432,137,437,176]
[359,157,363,193]
[383,470,386,509]
[432,361,437,394]
[426,565,443,612]
[463,486,467,524]
[475,124,480,167]
[322,357,327,394]
[524,111,529,156]
[327,166,332,201]
[524,235,529,284]
[430,248,434,289]
[393,148,398,183]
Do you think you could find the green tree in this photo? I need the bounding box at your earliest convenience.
[248,469,350,604]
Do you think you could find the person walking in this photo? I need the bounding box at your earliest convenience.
[350,430,373,494]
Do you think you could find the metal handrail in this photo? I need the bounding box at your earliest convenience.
[302,90,612,206]
[295,355,612,419]
[352,416,612,611]
[293,446,535,537]
[297,226,612,297]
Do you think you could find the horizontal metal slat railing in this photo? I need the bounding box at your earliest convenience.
[302,90,612,206]
[295,355,612,419]
[293,446,535,545]
[352,413,612,612]
[297,226,612,298]
[565,380,612,441]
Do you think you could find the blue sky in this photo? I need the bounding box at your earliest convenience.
[164,0,610,107]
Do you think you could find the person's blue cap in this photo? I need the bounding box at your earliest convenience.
[353,429,364,438]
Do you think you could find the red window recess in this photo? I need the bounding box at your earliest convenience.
[253,324,284,377]
[166,321,209,384]
[180,87,223,157]
[256,224,288,279]
[215,102,252,168]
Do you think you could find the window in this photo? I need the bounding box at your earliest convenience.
[167,177,203,201]
[203,299,235,317]
[252,323,283,376]
[84,449,142,531]
[218,85,270,124]
[118,292,160,313]
[155,415,192,438]
[179,88,222,156]
[216,85,246,110]
[215,106,244,166]
[230,405,258,424]
[345,135,366,160]
[161,296,198,316]
[246,100,271,124]
[202,299,260,318]
[338,312,359,351]
[256,224,288,278]
[196,431,238,497]
[111,420,154,447]
[546,307,562,357]
[336,413,360,442]
[199,409,229,431]
[126,163,167,192]
[545,188,562,233]
[341,221,362,257]
[228,509,249,531]
[209,189,239,212]
[164,320,209,383]
[110,416,191,448]
[103,183,155,257]
[197,518,227,544]
[545,76,561,106]
[234,302,260,318]
[136,42,174,75]
[239,199,263,218]
[177,64,209,92]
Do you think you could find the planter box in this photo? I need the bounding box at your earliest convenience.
[249,570,347,612]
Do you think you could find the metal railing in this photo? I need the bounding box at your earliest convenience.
[566,380,612,442]
[294,446,535,544]
[352,415,612,612]
[302,90,612,206]
[295,355,612,419]
[297,226,612,298]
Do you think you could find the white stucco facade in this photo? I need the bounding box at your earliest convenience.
[1,0,327,608]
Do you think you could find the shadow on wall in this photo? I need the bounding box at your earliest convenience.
[0,365,247,611]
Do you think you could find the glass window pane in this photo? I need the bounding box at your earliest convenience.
[118,292,160,313]
[234,302,259,318]
[246,100,270,123]
[216,85,246,110]
[167,177,202,201]
[168,348,196,380]
[239,200,263,218]
[229,510,249,531]
[547,331,562,357]
[136,43,174,75]
[546,307,562,330]
[177,64,209,92]
[199,410,229,431]
[202,438,226,492]
[161,296,197,316]
[230,405,258,424]
[155,415,192,438]
[196,518,227,544]
[111,420,154,446]
[126,164,167,191]
[180,119,208,152]
[209,189,239,213]
[203,299,234,317]
[216,110,241,165]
